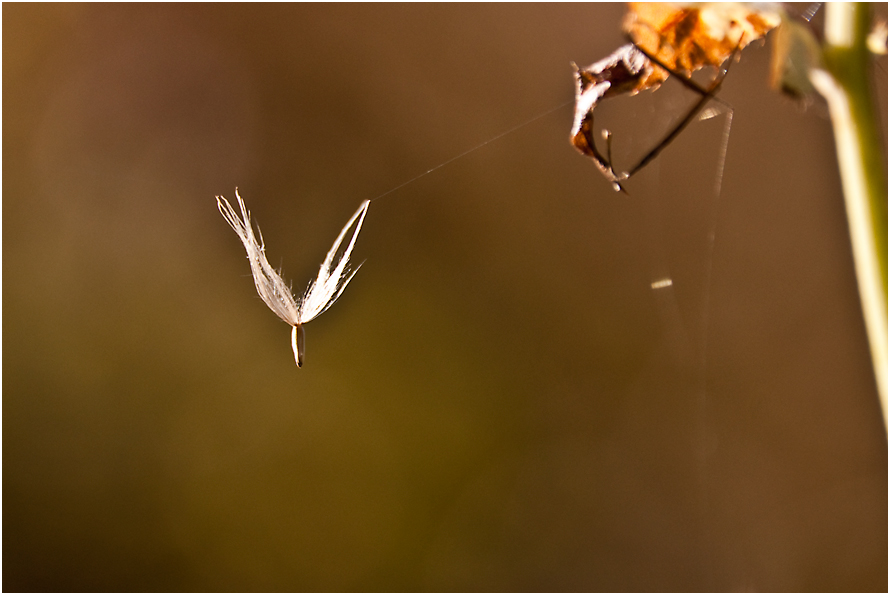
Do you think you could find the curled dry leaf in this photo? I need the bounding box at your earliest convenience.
[571,2,781,190]
[570,44,657,191]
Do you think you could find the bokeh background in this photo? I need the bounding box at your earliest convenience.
[4,3,887,591]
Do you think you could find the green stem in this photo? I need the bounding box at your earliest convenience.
[811,3,888,430]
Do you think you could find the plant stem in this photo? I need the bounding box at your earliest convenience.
[810,3,888,430]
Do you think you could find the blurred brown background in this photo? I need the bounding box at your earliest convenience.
[4,3,887,591]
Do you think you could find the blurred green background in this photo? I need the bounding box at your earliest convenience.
[4,4,887,591]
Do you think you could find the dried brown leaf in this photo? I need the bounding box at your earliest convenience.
[571,2,781,189]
